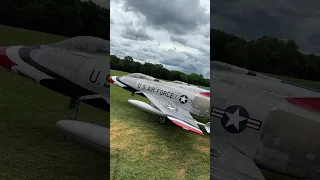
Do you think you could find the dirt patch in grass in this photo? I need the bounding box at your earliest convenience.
[177,168,186,179]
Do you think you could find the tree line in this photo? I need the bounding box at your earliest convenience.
[111,55,210,87]
[0,0,109,40]
[211,29,320,81]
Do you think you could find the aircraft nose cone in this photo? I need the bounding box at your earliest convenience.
[109,75,115,84]
[0,46,16,70]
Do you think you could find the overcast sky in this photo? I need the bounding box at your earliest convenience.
[211,0,320,55]
[110,0,210,78]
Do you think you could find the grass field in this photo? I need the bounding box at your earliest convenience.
[0,25,109,180]
[110,69,210,180]
[267,73,320,90]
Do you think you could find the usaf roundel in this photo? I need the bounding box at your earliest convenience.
[211,105,262,134]
[178,95,189,104]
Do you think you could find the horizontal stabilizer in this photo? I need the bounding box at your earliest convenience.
[196,121,210,133]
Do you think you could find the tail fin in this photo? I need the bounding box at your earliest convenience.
[196,122,210,133]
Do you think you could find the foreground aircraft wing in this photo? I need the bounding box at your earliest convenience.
[211,133,265,180]
[141,92,204,135]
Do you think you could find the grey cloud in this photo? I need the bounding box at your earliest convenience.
[170,35,188,46]
[142,48,149,52]
[307,33,320,47]
[170,35,210,54]
[121,25,154,41]
[276,7,319,18]
[123,0,209,35]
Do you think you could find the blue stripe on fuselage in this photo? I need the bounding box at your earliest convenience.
[116,76,139,93]
[18,45,109,111]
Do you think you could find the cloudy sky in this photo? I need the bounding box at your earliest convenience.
[211,0,320,55]
[110,0,210,78]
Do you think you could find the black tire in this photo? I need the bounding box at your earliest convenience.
[158,117,167,124]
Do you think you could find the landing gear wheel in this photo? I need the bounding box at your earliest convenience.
[158,117,167,124]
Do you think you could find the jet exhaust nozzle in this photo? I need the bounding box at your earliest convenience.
[127,99,166,117]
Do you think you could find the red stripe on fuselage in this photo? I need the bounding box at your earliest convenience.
[200,92,210,97]
[0,47,16,70]
[286,97,320,112]
[109,76,115,83]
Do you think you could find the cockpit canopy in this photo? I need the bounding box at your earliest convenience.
[49,36,109,54]
[127,73,160,81]
[171,80,189,85]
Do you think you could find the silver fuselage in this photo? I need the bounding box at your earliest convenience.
[117,76,210,120]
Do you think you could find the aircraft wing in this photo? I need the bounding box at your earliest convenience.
[101,94,110,104]
[141,92,204,135]
[211,133,266,180]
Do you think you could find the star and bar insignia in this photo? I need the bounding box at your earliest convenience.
[211,105,262,134]
[176,95,192,104]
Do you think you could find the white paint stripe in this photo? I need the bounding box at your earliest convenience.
[248,119,261,125]
[210,112,223,118]
[7,46,53,81]
[212,107,224,114]
[247,123,259,129]
[168,116,202,134]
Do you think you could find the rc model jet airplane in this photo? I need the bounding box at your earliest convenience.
[0,36,110,155]
[210,61,320,180]
[110,73,210,135]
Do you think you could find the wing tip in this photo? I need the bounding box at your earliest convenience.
[168,116,204,135]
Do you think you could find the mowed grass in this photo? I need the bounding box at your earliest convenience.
[266,73,320,90]
[110,70,210,180]
[0,25,67,46]
[0,25,109,179]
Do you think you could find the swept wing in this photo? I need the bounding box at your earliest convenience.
[141,91,204,135]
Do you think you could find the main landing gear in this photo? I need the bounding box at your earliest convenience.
[64,94,106,140]
[68,94,106,120]
[129,91,168,124]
